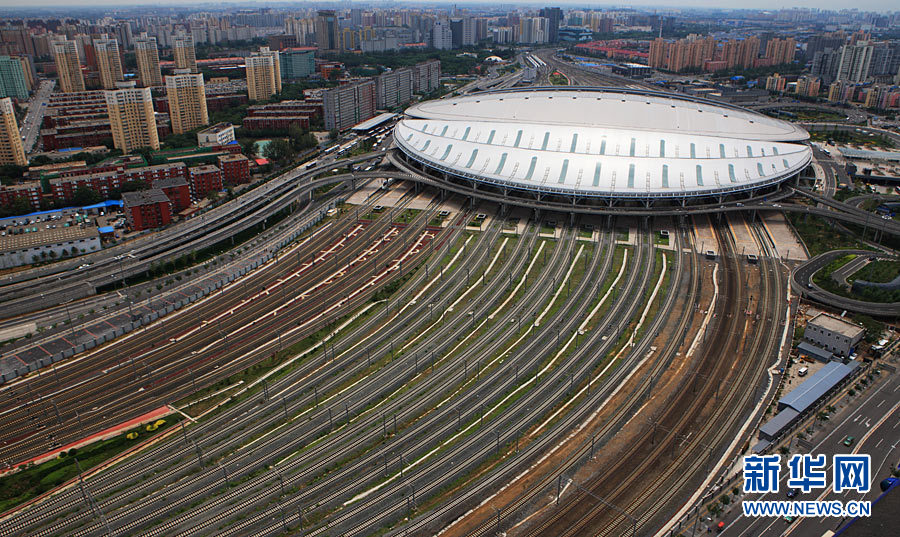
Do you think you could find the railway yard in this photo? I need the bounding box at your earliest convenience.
[0,174,800,536]
[0,51,896,537]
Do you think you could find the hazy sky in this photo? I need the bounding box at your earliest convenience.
[0,0,896,12]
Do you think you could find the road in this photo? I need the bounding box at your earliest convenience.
[719,368,900,537]
[790,249,900,317]
[19,79,53,154]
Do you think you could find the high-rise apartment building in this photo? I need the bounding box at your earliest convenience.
[12,55,34,92]
[375,68,413,109]
[432,20,452,50]
[519,17,550,45]
[51,38,85,93]
[323,80,376,131]
[134,32,163,87]
[450,18,476,48]
[540,7,562,44]
[104,81,159,153]
[0,55,29,99]
[246,47,281,101]
[765,38,797,66]
[166,69,208,134]
[316,10,340,53]
[93,34,124,90]
[173,32,198,73]
[836,41,874,83]
[412,59,441,94]
[795,76,821,98]
[0,97,26,166]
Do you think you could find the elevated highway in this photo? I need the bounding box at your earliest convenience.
[790,249,900,317]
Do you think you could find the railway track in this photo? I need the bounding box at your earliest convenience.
[0,186,423,464]
[1,198,500,536]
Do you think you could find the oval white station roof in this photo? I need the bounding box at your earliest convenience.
[395,88,812,199]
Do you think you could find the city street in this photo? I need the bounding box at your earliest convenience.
[719,367,900,536]
[19,78,53,153]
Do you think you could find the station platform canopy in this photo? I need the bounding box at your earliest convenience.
[352,113,397,132]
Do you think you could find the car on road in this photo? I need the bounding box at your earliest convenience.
[784,515,795,524]
[842,435,855,447]
[786,488,799,498]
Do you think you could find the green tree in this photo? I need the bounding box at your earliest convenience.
[239,138,257,157]
[0,196,34,218]
[288,124,318,151]
[263,138,294,165]
[72,187,102,207]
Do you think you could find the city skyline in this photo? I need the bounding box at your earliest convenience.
[0,1,898,13]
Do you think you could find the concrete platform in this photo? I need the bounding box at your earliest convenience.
[691,214,718,255]
[761,211,808,262]
[726,212,761,258]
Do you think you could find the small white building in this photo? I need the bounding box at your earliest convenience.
[804,313,865,357]
[197,122,235,148]
[0,227,101,269]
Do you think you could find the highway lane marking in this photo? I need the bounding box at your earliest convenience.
[757,386,900,537]
[875,438,883,448]
[877,399,885,408]
[727,375,896,537]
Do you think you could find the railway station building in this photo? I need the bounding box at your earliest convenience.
[393,87,812,212]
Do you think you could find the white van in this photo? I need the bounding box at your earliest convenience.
[798,367,808,377]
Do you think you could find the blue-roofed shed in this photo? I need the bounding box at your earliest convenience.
[777,361,859,414]
[797,341,834,362]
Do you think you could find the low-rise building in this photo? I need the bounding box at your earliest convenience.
[0,226,101,269]
[189,165,223,198]
[804,313,865,357]
[122,189,173,230]
[152,177,191,212]
[0,183,42,211]
[197,122,235,147]
[218,154,251,185]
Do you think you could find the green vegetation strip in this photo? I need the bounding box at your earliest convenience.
[0,416,182,513]
[786,213,870,257]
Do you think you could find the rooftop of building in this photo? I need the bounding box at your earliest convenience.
[808,313,866,339]
[0,226,99,254]
[198,122,234,135]
[151,177,189,188]
[190,164,221,174]
[218,153,249,162]
[396,87,811,199]
[778,361,859,414]
[122,189,171,207]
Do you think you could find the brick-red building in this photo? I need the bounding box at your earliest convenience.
[47,162,189,203]
[152,177,191,212]
[243,115,311,130]
[122,189,173,230]
[189,165,223,199]
[241,100,322,132]
[122,162,188,186]
[218,154,251,185]
[0,183,42,211]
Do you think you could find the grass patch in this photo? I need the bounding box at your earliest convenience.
[549,72,569,85]
[813,254,857,290]
[0,416,182,514]
[786,213,870,257]
[394,209,421,225]
[852,259,900,283]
